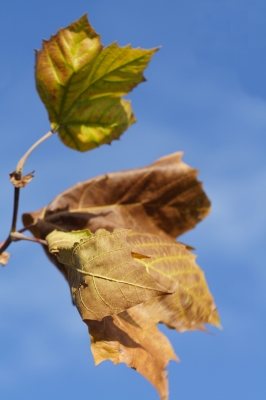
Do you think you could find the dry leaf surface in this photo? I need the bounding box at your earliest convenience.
[46,228,170,320]
[86,233,220,400]
[23,152,218,399]
[87,307,178,400]
[46,228,219,399]
[10,171,34,188]
[23,152,210,272]
[0,251,11,266]
[128,232,220,332]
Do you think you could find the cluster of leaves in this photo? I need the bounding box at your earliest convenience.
[2,14,220,400]
[24,154,219,399]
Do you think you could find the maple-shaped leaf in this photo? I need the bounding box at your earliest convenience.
[22,152,218,398]
[35,14,157,151]
[22,152,211,279]
[83,231,219,399]
[46,228,171,320]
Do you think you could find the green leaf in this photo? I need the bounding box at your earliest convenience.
[35,14,158,151]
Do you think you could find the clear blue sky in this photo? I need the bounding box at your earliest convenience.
[0,1,265,399]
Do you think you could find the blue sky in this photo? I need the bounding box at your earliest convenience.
[0,1,265,399]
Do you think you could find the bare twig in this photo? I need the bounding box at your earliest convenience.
[11,179,21,232]
[10,232,47,246]
[0,235,12,254]
[0,129,56,255]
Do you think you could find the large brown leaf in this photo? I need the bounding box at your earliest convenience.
[46,228,170,320]
[85,232,219,399]
[46,228,218,399]
[22,152,211,277]
[22,153,218,398]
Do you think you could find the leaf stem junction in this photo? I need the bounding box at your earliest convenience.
[0,129,56,255]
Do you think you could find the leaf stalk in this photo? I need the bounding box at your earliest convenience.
[16,129,54,175]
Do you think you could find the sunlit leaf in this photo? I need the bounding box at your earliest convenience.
[84,231,219,399]
[87,307,178,400]
[128,232,220,331]
[35,14,157,151]
[46,228,171,320]
[23,152,211,279]
[23,152,218,398]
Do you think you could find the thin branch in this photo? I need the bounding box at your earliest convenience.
[11,184,21,232]
[16,129,54,175]
[0,235,12,254]
[17,223,37,234]
[0,223,39,253]
[10,232,47,246]
[0,180,20,254]
[0,129,56,255]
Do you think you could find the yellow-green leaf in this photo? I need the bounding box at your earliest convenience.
[46,228,171,320]
[35,14,158,151]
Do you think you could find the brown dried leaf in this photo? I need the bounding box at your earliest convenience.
[22,152,210,276]
[0,251,11,266]
[46,228,171,320]
[128,232,220,331]
[87,305,178,400]
[85,231,219,398]
[22,152,218,398]
[10,171,34,188]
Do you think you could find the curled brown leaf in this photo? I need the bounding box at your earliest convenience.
[23,152,211,277]
[46,228,171,320]
[10,171,34,188]
[128,232,220,332]
[20,151,219,399]
[87,307,178,400]
[0,251,11,266]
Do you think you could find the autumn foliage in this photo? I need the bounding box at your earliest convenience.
[1,14,220,400]
[22,150,219,399]
[35,14,157,151]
